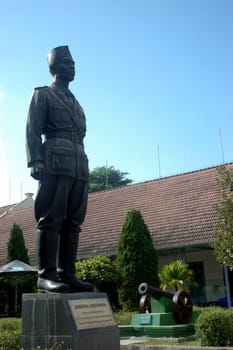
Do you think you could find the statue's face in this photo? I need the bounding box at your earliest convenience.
[55,57,75,81]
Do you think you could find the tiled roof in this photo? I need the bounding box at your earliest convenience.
[79,164,229,258]
[0,207,37,265]
[0,164,231,265]
[0,204,15,216]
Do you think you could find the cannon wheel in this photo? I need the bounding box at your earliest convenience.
[139,294,151,313]
[172,290,193,324]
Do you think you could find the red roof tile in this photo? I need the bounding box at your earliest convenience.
[0,207,37,265]
[0,204,15,216]
[0,164,231,265]
[79,164,229,258]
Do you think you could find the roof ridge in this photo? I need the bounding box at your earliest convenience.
[0,203,18,219]
[0,196,35,219]
[89,162,233,196]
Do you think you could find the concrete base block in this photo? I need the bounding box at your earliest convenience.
[22,292,120,350]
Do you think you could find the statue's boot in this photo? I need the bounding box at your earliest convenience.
[58,231,94,292]
[37,230,70,293]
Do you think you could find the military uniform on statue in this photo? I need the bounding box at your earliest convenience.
[26,46,94,293]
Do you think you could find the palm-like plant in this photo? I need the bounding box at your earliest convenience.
[159,260,198,292]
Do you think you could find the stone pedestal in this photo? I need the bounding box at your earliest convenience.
[22,292,120,350]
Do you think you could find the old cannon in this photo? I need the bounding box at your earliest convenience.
[138,283,193,324]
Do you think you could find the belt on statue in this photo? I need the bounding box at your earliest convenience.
[45,131,82,144]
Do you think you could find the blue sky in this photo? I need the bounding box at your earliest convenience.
[0,0,232,206]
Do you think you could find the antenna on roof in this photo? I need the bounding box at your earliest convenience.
[9,179,11,204]
[219,128,225,164]
[21,182,23,201]
[105,160,108,189]
[157,144,161,178]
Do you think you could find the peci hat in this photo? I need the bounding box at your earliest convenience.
[47,45,73,67]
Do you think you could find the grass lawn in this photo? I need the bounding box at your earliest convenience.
[2,308,230,348]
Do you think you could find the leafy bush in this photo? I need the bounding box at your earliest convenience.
[195,307,233,346]
[0,317,21,332]
[114,310,135,325]
[76,256,121,309]
[76,256,118,285]
[0,318,21,350]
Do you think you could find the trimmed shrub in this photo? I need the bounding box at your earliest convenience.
[195,307,233,346]
[7,222,30,263]
[116,209,159,310]
[5,223,33,315]
[228,310,233,345]
[0,317,21,331]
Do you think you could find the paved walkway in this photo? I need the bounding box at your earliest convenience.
[121,337,148,346]
[120,337,233,350]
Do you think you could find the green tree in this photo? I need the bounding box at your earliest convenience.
[116,209,159,310]
[89,165,133,193]
[159,260,198,292]
[7,223,30,264]
[211,166,233,269]
[5,223,34,316]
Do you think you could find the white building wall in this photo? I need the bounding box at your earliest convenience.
[158,248,225,304]
[186,249,225,302]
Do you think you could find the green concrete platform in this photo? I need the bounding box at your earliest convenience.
[118,295,199,339]
[119,322,195,338]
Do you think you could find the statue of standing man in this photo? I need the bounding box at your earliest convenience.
[26,46,94,293]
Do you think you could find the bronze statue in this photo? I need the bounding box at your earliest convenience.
[26,46,94,293]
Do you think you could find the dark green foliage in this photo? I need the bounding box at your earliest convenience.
[5,223,35,315]
[159,260,198,291]
[195,307,233,346]
[76,256,121,309]
[89,165,133,193]
[76,256,118,286]
[116,209,159,310]
[114,310,136,325]
[7,222,30,264]
[0,318,21,350]
[2,274,37,317]
[211,166,233,269]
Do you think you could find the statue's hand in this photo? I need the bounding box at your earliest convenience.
[31,161,45,180]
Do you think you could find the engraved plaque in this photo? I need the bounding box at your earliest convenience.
[68,298,116,330]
